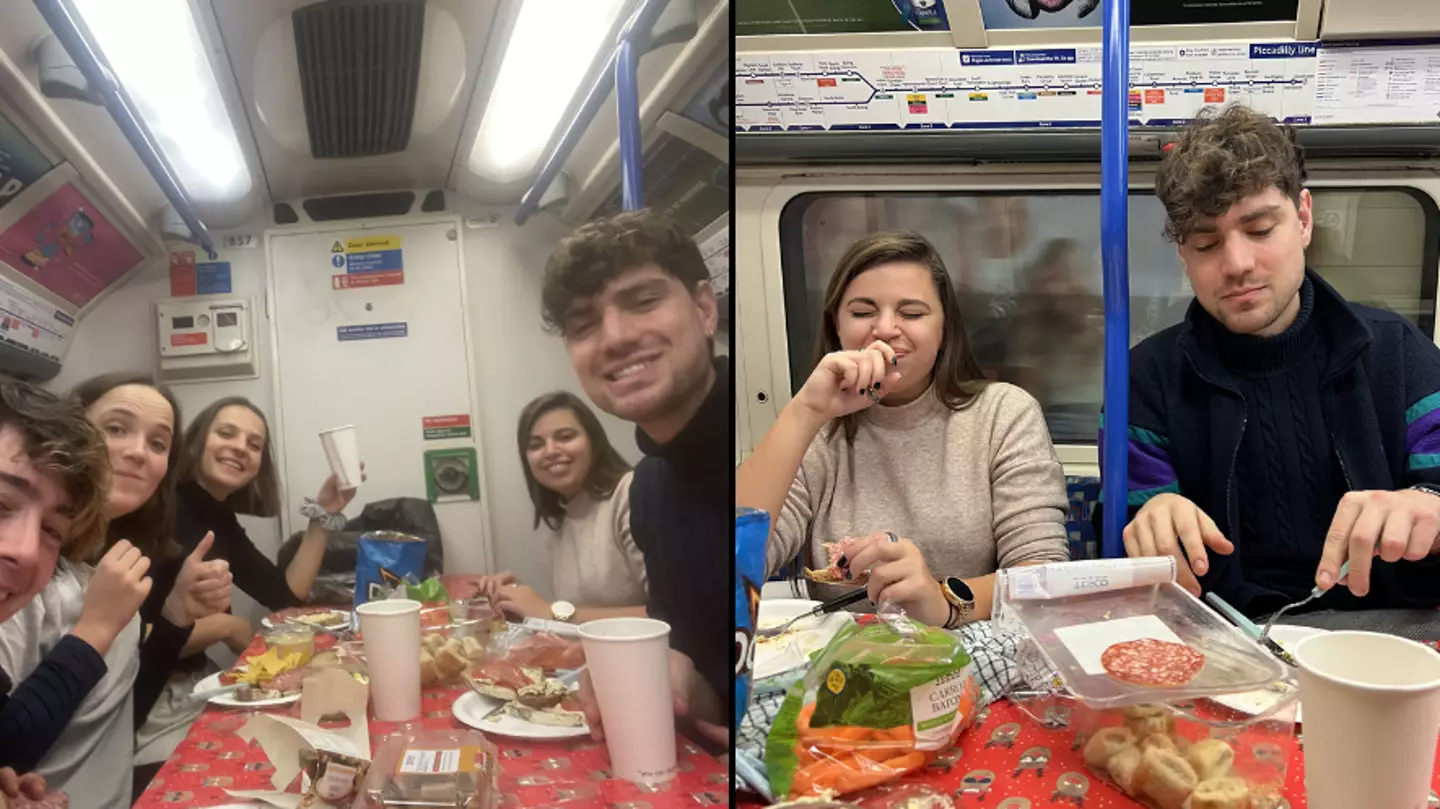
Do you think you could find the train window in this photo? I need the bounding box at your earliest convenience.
[778,188,1438,445]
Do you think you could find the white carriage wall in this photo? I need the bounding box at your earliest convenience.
[52,205,640,616]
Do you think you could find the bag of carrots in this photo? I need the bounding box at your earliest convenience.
[764,605,980,800]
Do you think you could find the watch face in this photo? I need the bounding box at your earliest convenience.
[946,577,975,602]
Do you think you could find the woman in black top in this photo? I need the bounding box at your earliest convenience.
[133,396,359,788]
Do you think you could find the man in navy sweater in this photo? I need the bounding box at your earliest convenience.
[1109,104,1440,619]
[541,210,729,746]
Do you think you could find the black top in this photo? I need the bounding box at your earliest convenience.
[628,357,730,724]
[0,635,105,771]
[1214,279,1350,616]
[144,482,303,626]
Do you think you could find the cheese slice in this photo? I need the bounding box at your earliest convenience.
[504,701,585,727]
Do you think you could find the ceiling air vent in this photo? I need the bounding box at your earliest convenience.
[292,0,426,159]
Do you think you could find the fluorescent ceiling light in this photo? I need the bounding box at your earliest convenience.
[71,0,252,205]
[469,0,629,184]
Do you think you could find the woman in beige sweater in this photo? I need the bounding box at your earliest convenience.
[737,231,1070,627]
[478,392,647,623]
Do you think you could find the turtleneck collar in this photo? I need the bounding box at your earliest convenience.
[636,356,729,477]
[859,384,948,431]
[1208,276,1318,374]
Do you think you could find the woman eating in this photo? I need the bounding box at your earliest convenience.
[736,231,1070,627]
[477,392,647,623]
[0,373,232,808]
[133,395,361,789]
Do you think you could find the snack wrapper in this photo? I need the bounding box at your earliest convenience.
[354,531,428,613]
[764,605,980,800]
[735,508,768,732]
[406,576,449,605]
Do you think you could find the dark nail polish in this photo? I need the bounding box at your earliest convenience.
[843,568,852,580]
[837,555,848,569]
[891,356,899,366]
[872,381,882,390]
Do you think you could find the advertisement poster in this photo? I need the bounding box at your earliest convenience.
[0,112,55,212]
[737,0,949,35]
[0,182,142,309]
[979,0,1298,29]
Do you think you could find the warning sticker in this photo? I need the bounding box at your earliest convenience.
[333,270,403,290]
[171,332,207,347]
[423,414,471,440]
[337,322,407,341]
[332,234,404,274]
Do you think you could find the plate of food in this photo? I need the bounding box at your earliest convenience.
[453,660,589,740]
[754,599,853,681]
[195,648,309,707]
[260,606,351,631]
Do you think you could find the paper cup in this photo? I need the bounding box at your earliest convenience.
[578,618,677,784]
[1295,630,1440,809]
[356,598,421,721]
[319,425,362,491]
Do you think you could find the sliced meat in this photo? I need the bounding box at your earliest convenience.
[1101,639,1205,687]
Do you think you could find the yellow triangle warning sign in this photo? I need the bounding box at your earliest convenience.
[331,241,344,254]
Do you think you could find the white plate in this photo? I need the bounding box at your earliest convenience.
[192,671,300,708]
[1211,625,1327,723]
[452,689,590,740]
[260,609,351,631]
[754,599,853,681]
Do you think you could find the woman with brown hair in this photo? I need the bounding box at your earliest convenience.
[132,395,360,787]
[476,391,647,623]
[736,231,1070,627]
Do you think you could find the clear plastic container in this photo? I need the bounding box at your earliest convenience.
[263,622,315,665]
[996,560,1288,707]
[362,729,499,809]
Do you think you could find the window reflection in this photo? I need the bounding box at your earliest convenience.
[782,190,1436,444]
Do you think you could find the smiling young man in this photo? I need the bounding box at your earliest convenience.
[540,210,729,746]
[1110,104,1440,618]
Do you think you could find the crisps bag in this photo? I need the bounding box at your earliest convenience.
[765,606,980,800]
[735,508,769,733]
[354,531,427,613]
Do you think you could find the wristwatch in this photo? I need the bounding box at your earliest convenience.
[551,600,576,623]
[939,576,976,629]
[1412,483,1440,500]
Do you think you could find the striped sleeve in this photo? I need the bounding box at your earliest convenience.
[1406,390,1440,474]
[1098,413,1182,508]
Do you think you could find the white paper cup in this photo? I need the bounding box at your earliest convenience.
[357,598,421,721]
[1295,630,1440,809]
[319,425,362,491]
[578,618,678,784]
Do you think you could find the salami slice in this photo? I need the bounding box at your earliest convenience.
[1101,638,1205,686]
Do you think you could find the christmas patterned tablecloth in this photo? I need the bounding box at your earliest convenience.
[743,696,1440,808]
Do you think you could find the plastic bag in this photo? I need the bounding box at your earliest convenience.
[736,508,769,732]
[353,531,428,612]
[764,605,981,800]
[407,576,449,604]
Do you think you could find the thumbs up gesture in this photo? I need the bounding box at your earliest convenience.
[162,532,233,626]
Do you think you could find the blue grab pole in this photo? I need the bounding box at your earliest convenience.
[1100,0,1132,559]
[616,39,644,211]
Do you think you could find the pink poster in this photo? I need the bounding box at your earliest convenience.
[0,183,143,309]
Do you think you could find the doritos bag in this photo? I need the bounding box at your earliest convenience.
[353,531,427,613]
[735,508,769,733]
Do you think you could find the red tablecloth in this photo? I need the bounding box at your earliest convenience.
[134,683,727,808]
[750,698,1440,808]
[138,577,727,808]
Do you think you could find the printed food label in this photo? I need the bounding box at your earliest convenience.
[400,747,461,774]
[909,665,973,751]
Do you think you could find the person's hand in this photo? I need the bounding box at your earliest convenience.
[790,341,904,423]
[493,584,550,620]
[316,463,367,514]
[224,614,255,654]
[1317,489,1440,597]
[579,650,727,747]
[161,532,233,626]
[1123,493,1233,596]
[0,767,45,801]
[73,540,153,655]
[841,533,944,623]
[475,572,518,601]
